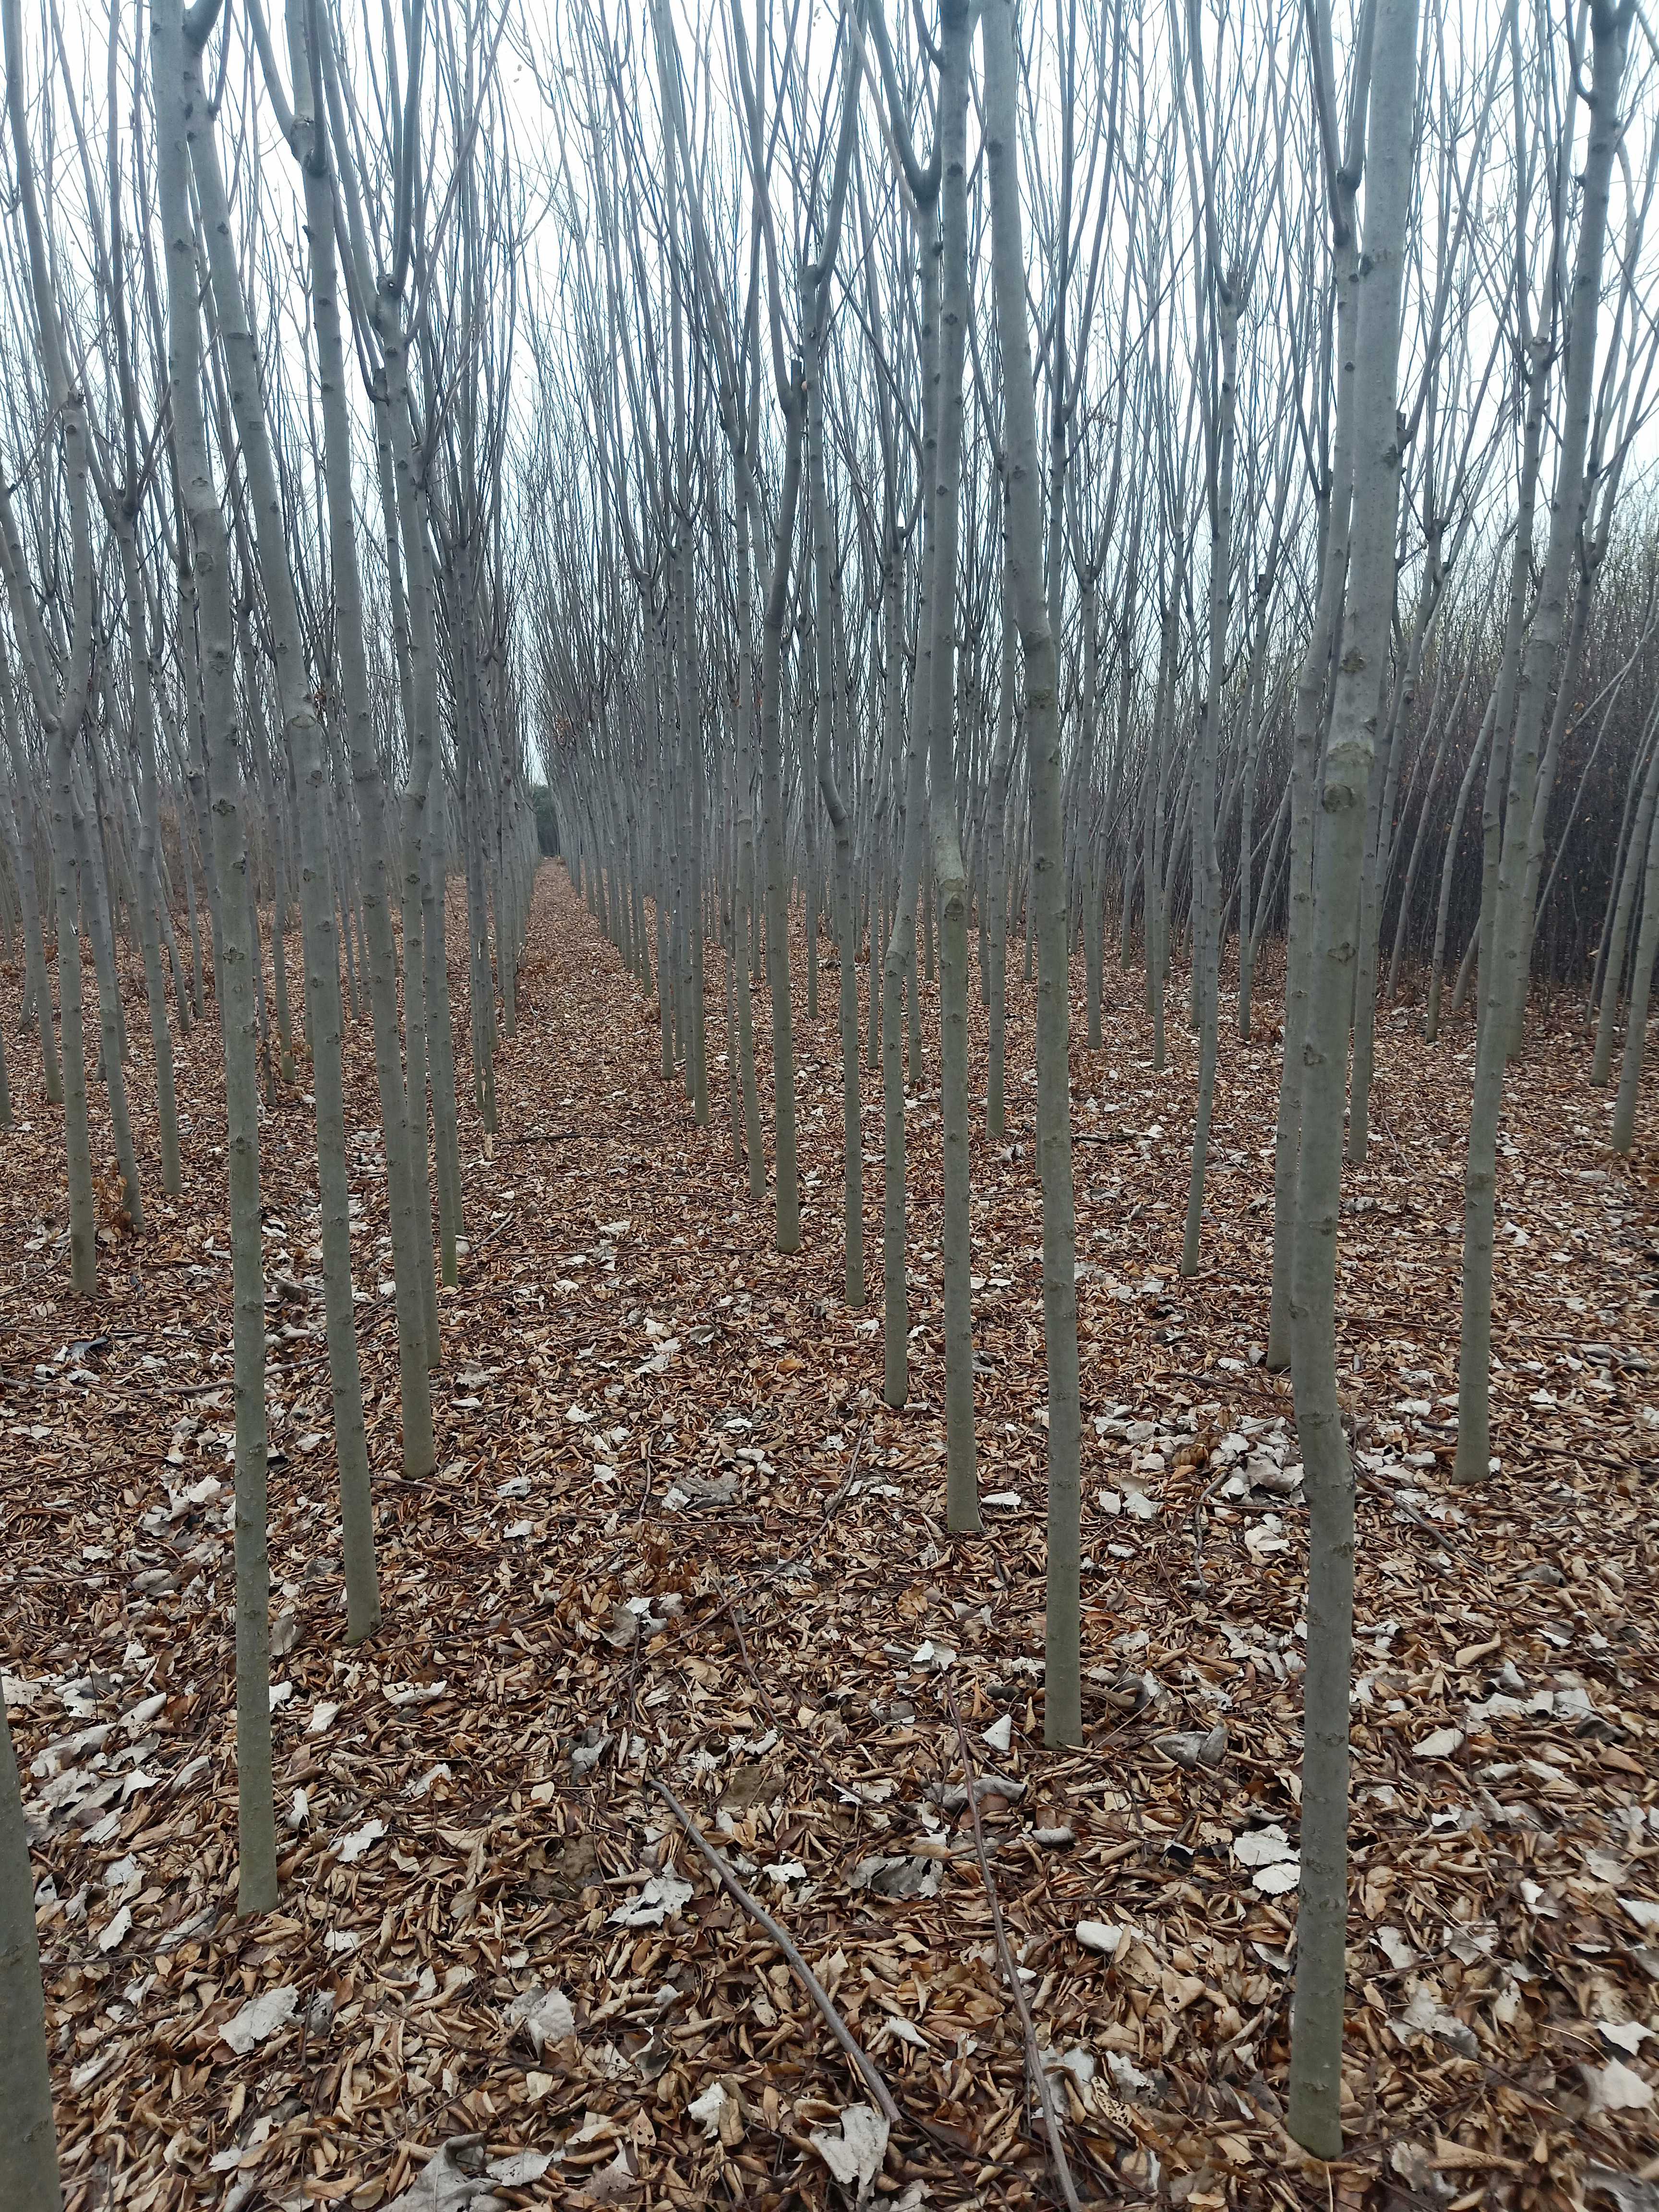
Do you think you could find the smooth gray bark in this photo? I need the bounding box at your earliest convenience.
[1181,288,1238,1278]
[0,645,60,1104]
[0,0,96,1293]
[1596,717,1659,1084]
[1612,771,1659,1152]
[984,556,1015,1141]
[1265,149,1361,1370]
[801,21,865,1306]
[929,0,979,1534]
[307,0,437,1475]
[73,759,143,1227]
[189,37,379,1642]
[986,0,1082,1746]
[121,530,183,1193]
[759,414,804,1255]
[1455,0,1631,1489]
[0,1696,59,2212]
[160,0,277,1915]
[1286,0,1416,2155]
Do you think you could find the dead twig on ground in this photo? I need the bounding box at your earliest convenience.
[941,1675,1083,2212]
[647,1774,902,2132]
[695,1422,869,1638]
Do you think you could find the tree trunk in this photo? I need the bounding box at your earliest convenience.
[985,558,1015,1141]
[1266,191,1360,1370]
[73,758,143,1227]
[1612,769,1659,1153]
[0,645,62,1104]
[986,0,1082,1746]
[1181,290,1238,1278]
[1596,724,1659,1085]
[308,15,435,1470]
[0,1695,59,2211]
[758,403,804,1255]
[1455,0,1630,1489]
[160,0,277,1913]
[190,38,380,1639]
[930,0,979,1534]
[1286,0,1417,2155]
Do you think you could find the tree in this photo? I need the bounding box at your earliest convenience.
[1286,0,1418,2152]
[156,0,278,1916]
[0,0,99,1297]
[984,0,1084,1746]
[0,1694,59,2211]
[1455,0,1636,1490]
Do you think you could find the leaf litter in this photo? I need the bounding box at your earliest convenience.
[0,867,1657,2207]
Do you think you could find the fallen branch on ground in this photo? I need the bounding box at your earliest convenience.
[942,1676,1084,2212]
[646,1774,902,2131]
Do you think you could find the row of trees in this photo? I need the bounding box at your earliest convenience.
[0,0,1656,2186]
[526,0,1657,2160]
[0,0,536,2202]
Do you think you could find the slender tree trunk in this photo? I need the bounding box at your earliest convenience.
[1612,773,1659,1152]
[191,46,380,1638]
[883,503,926,1404]
[986,0,1082,1745]
[1181,292,1238,1277]
[985,558,1015,1140]
[421,761,465,1286]
[382,301,463,1303]
[931,0,979,1532]
[1424,699,1493,1040]
[1595,722,1659,1083]
[264,748,297,1084]
[0,648,61,1103]
[1286,0,1416,2155]
[808,354,864,1306]
[73,761,143,1227]
[45,717,96,1291]
[0,1695,59,2212]
[758,405,804,1255]
[733,461,766,1201]
[1455,0,1630,1489]
[160,0,276,1913]
[1266,227,1359,1369]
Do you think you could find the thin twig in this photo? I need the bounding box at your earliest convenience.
[817,1419,869,1533]
[1190,1496,1209,1595]
[610,1628,644,1804]
[718,1582,848,1799]
[647,1775,902,2131]
[941,1677,1084,2212]
[696,1421,869,1635]
[1190,1459,1238,1592]
[724,1591,783,1736]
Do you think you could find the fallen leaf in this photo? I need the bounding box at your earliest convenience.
[607,1870,693,1928]
[220,1985,300,2057]
[809,2105,889,2197]
[1588,2058,1656,2114]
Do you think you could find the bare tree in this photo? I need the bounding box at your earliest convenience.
[1286,0,1417,2154]
[156,0,277,1915]
[0,0,99,1294]
[985,0,1083,1745]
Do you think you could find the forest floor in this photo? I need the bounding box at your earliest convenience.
[3,863,1659,2212]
